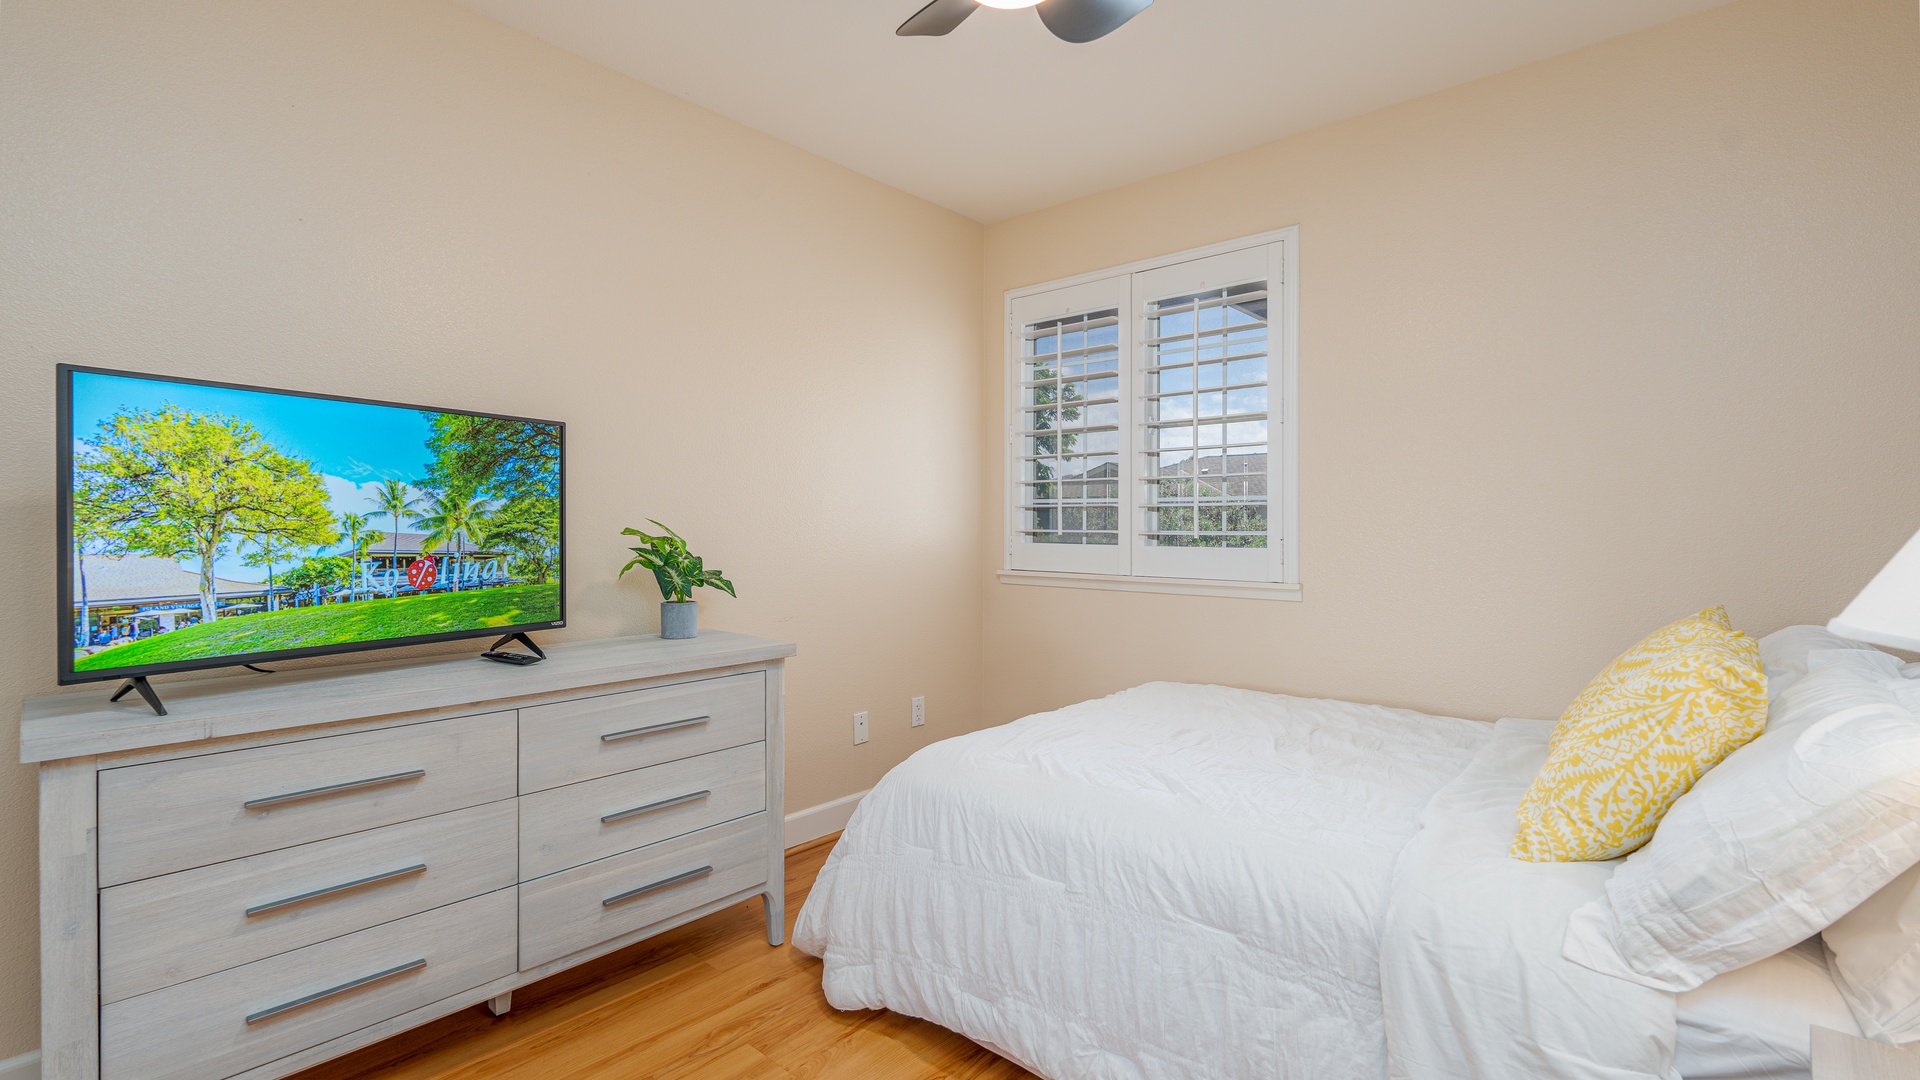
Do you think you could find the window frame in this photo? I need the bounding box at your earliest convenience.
[999,226,1300,601]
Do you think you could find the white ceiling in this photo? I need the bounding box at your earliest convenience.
[451,0,1732,223]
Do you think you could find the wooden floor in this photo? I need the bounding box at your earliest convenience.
[292,835,1035,1080]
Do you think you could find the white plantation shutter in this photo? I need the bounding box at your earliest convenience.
[1007,278,1131,575]
[1133,245,1284,582]
[1004,231,1296,589]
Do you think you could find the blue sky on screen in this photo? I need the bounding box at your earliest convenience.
[71,371,440,583]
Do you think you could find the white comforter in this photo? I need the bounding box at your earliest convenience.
[1380,719,1679,1080]
[792,682,1491,1079]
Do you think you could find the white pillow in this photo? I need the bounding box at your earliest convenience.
[1767,648,1910,729]
[1823,861,1920,1044]
[1563,660,1920,992]
[1759,624,1889,699]
[1676,936,1861,1075]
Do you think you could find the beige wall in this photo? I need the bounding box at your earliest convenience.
[0,0,983,1055]
[980,0,1920,726]
[2,0,1914,1062]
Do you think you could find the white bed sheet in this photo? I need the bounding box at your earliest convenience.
[1676,938,1862,1080]
[792,681,1491,1080]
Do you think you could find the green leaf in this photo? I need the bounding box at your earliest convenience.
[665,565,698,603]
[618,521,732,601]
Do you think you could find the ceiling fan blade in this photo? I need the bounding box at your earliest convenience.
[897,0,978,37]
[1036,0,1151,42]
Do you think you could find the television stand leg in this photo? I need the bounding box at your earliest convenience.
[486,632,546,660]
[109,676,167,717]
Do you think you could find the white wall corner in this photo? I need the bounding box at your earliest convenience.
[0,1050,40,1080]
[785,789,868,849]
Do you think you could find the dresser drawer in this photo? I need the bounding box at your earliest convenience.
[519,672,765,792]
[519,743,765,880]
[519,814,770,969]
[100,888,516,1080]
[100,799,518,1005]
[98,712,517,887]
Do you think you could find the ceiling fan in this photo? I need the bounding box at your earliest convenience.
[896,0,1152,44]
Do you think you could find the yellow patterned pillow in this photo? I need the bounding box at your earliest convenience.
[1512,610,1766,862]
[1547,607,1733,755]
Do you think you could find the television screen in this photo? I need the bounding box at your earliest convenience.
[59,365,564,683]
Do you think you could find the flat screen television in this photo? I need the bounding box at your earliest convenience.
[58,365,564,693]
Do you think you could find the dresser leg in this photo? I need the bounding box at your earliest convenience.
[486,992,513,1017]
[762,890,785,947]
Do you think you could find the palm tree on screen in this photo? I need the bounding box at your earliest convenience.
[374,479,420,574]
[415,488,495,591]
[242,532,300,612]
[338,512,375,601]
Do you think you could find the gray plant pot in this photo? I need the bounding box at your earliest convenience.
[660,600,698,640]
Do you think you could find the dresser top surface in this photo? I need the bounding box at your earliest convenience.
[21,631,796,763]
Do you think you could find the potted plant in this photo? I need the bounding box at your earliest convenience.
[619,520,736,639]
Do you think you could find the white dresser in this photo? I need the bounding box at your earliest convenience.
[21,631,795,1080]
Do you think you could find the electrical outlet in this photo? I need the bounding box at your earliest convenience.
[853,711,869,745]
[912,696,925,727]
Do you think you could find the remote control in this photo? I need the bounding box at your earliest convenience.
[481,651,544,665]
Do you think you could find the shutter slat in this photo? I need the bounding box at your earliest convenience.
[1144,349,1267,372]
[1023,343,1122,365]
[1143,414,1267,428]
[1142,381,1266,400]
[1019,397,1120,412]
[1142,326,1267,348]
[1020,372,1120,390]
[1145,289,1268,314]
[1022,314,1120,341]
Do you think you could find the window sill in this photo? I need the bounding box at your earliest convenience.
[996,569,1302,602]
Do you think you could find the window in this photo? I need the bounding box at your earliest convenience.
[1002,230,1298,598]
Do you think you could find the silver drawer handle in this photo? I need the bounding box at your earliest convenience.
[601,716,709,743]
[601,790,710,825]
[245,958,426,1025]
[245,864,428,918]
[244,769,426,811]
[602,865,712,907]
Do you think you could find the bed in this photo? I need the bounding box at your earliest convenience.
[793,677,1883,1080]
[1676,938,1860,1080]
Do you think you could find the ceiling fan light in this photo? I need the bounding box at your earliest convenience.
[975,0,1045,8]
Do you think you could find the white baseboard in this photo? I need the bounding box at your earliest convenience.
[784,789,868,849]
[0,1050,39,1080]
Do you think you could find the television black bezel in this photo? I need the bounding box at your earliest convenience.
[56,363,566,686]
